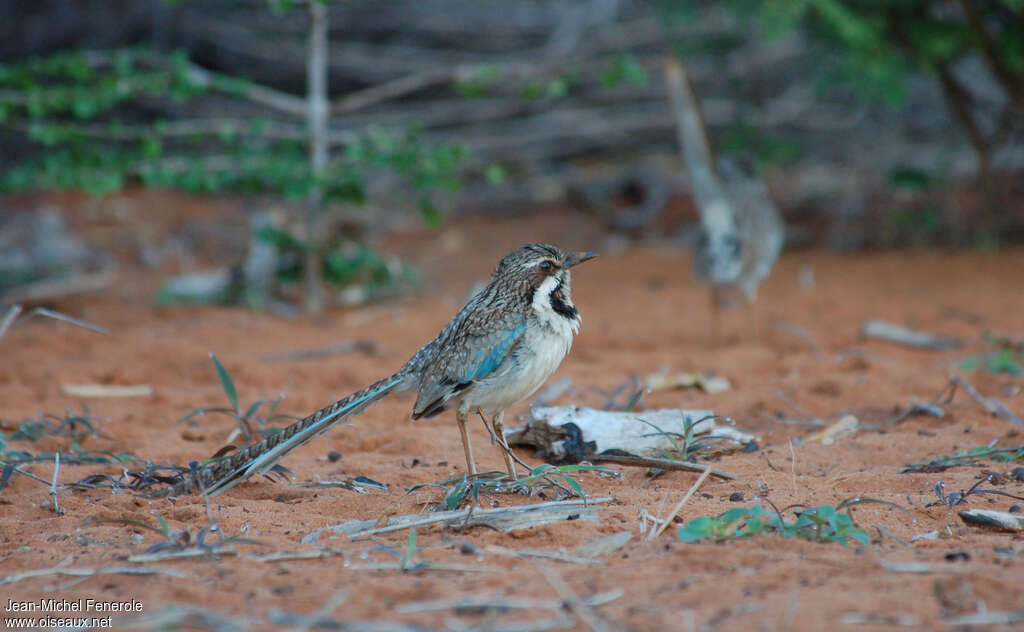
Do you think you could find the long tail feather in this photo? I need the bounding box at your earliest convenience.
[149,373,405,498]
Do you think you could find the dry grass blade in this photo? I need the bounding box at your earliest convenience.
[246,548,347,563]
[943,610,1024,626]
[535,562,613,632]
[648,467,711,540]
[0,565,186,587]
[127,548,239,563]
[0,305,108,341]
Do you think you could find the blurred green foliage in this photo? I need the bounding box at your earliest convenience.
[666,0,1023,176]
[0,48,466,213]
[677,504,870,545]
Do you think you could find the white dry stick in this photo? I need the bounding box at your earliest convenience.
[61,384,153,398]
[648,467,712,541]
[0,304,22,340]
[50,452,63,516]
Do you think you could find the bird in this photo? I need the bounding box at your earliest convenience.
[152,243,597,497]
[663,57,784,319]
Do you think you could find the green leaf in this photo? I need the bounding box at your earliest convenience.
[546,78,569,98]
[602,52,649,87]
[560,473,585,498]
[209,352,240,414]
[419,197,442,227]
[678,516,717,542]
[153,511,171,538]
[242,399,267,421]
[484,164,505,185]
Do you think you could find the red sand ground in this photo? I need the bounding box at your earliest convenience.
[2,190,1023,631]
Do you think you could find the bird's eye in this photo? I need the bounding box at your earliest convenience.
[539,260,554,272]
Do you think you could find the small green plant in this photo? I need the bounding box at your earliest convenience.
[408,463,613,510]
[256,226,419,298]
[677,504,870,546]
[636,414,732,462]
[602,52,650,87]
[958,349,1024,376]
[177,353,287,445]
[0,409,140,494]
[720,120,803,167]
[903,442,1024,473]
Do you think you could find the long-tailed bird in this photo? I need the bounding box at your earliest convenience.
[154,243,596,497]
[664,57,784,314]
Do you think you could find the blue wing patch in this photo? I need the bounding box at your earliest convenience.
[460,321,526,382]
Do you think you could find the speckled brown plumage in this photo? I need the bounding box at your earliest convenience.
[149,243,596,497]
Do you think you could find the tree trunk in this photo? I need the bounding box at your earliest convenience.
[304,0,329,316]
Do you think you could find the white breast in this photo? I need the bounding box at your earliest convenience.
[465,275,579,414]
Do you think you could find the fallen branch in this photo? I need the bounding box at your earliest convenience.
[861,320,961,350]
[951,375,1024,428]
[588,454,738,481]
[302,498,612,542]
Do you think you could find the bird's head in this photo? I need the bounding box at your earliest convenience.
[493,243,597,321]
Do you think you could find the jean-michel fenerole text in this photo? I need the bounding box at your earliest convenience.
[6,598,143,613]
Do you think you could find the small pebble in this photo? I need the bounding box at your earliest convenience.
[729,492,745,502]
[944,551,970,562]
[327,450,343,462]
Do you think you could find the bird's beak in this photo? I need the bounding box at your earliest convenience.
[563,251,598,268]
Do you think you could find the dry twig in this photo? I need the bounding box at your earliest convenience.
[950,375,1024,428]
[648,467,711,540]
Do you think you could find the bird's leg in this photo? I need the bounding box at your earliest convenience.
[491,411,518,480]
[709,289,721,347]
[457,408,477,476]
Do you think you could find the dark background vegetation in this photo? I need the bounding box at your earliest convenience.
[2,0,1023,301]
